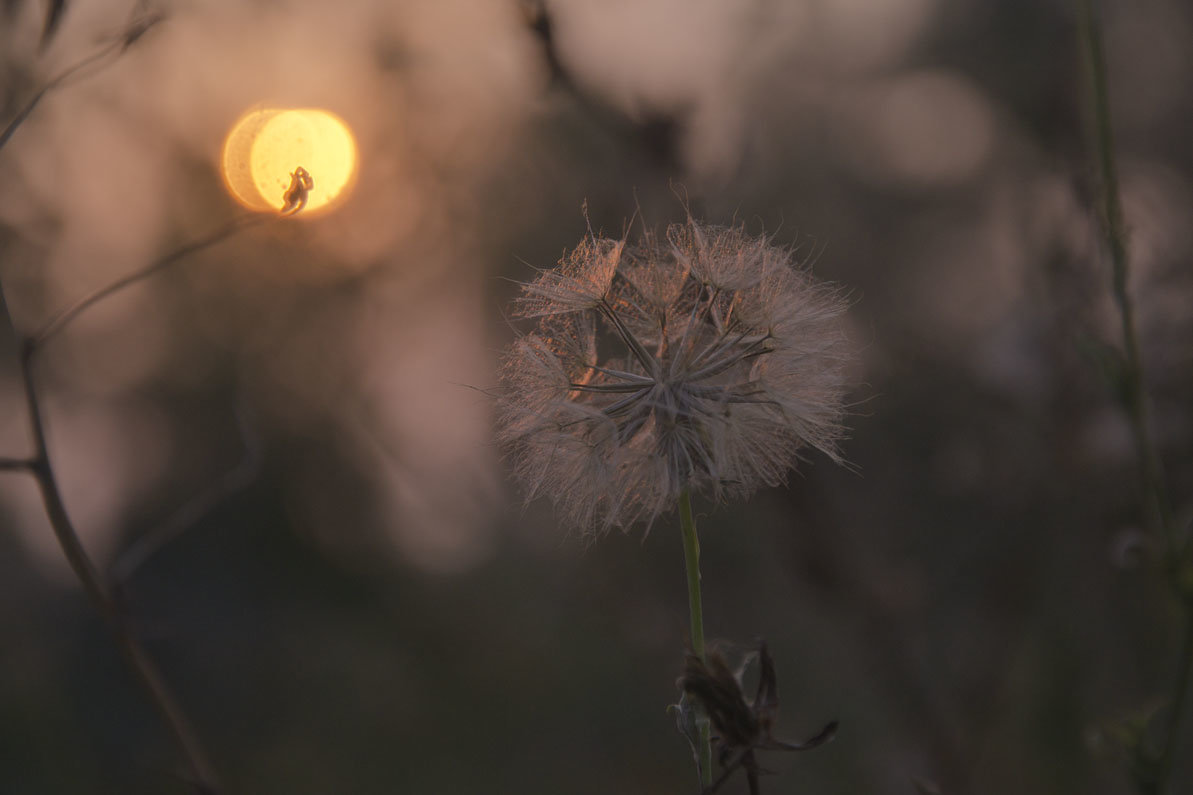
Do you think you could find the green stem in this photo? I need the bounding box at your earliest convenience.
[1078,3,1192,793]
[1078,0,1174,554]
[1154,606,1193,791]
[679,488,712,790]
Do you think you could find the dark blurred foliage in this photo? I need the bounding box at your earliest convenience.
[2,0,1192,793]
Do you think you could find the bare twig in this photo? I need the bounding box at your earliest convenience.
[0,209,270,790]
[0,285,221,793]
[32,214,260,348]
[0,11,164,152]
[0,8,276,789]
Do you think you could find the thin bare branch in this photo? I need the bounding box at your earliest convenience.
[11,337,220,791]
[0,211,250,791]
[32,214,261,348]
[1,11,164,152]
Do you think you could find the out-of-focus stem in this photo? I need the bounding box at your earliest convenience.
[0,219,255,790]
[13,337,220,792]
[0,14,164,153]
[1078,2,1191,792]
[679,488,712,790]
[1154,609,1193,791]
[1078,0,1173,552]
[33,215,259,348]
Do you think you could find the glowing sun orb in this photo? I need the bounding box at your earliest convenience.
[221,107,357,215]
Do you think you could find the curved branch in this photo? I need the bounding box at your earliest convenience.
[0,12,164,153]
[5,339,221,791]
[0,211,273,791]
[31,214,261,348]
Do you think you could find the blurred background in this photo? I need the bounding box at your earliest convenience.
[2,0,1192,792]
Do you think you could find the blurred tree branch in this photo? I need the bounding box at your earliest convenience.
[40,0,68,49]
[518,0,687,174]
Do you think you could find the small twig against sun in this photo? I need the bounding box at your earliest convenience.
[280,166,314,216]
[221,108,357,215]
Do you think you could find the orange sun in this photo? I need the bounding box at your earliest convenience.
[222,107,357,215]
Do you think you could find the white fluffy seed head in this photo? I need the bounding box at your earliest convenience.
[498,219,852,534]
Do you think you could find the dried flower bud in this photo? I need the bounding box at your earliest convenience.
[680,641,838,794]
[498,218,851,533]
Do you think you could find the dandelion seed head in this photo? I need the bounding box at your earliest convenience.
[498,218,851,534]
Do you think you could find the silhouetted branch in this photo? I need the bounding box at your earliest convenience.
[0,201,279,786]
[0,8,164,151]
[519,0,687,172]
[0,272,221,792]
[32,214,260,348]
[0,145,276,792]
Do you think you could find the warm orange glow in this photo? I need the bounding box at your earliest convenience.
[221,107,357,215]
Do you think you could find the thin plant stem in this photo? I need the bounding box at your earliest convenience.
[0,13,164,153]
[0,11,257,788]
[1077,0,1174,551]
[0,42,119,151]
[0,211,267,791]
[0,308,221,793]
[33,214,260,348]
[1078,2,1192,792]
[679,487,712,790]
[1155,609,1193,791]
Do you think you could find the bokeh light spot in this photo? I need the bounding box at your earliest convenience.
[873,71,994,184]
[222,108,357,215]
